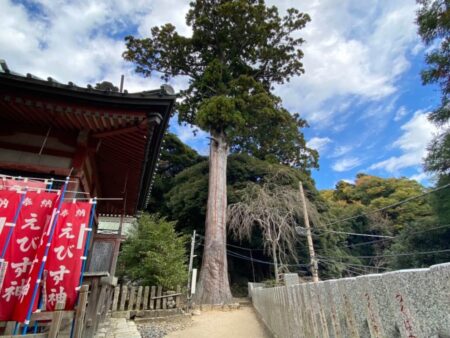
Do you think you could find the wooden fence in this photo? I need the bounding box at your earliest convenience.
[111,284,183,312]
[0,285,88,338]
[1,283,184,337]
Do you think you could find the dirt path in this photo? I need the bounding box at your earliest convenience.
[165,307,271,338]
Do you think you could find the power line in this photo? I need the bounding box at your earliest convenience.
[226,242,265,251]
[227,250,308,268]
[318,256,389,271]
[344,223,450,248]
[197,242,309,269]
[313,228,394,238]
[227,248,310,268]
[196,234,266,251]
[319,259,365,276]
[319,248,450,259]
[321,183,450,227]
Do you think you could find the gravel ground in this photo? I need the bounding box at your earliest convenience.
[137,316,193,338]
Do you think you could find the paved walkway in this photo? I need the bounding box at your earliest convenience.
[95,317,141,338]
[165,307,271,338]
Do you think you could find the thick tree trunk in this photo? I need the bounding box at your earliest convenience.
[195,130,233,304]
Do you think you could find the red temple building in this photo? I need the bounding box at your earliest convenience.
[0,59,176,276]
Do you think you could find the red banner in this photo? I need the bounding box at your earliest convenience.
[0,190,23,249]
[45,201,92,311]
[0,179,47,191]
[0,190,24,296]
[0,191,59,321]
[12,201,92,321]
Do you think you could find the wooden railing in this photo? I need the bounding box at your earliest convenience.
[111,284,183,312]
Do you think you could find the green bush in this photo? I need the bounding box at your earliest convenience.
[117,213,189,289]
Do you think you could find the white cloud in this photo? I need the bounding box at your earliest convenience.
[332,157,362,172]
[410,172,429,183]
[137,0,192,37]
[0,0,420,112]
[0,0,426,170]
[369,111,438,172]
[307,137,332,153]
[0,0,191,93]
[394,106,408,121]
[341,178,355,184]
[271,0,419,129]
[330,145,353,158]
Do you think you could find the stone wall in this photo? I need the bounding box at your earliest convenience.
[251,263,450,338]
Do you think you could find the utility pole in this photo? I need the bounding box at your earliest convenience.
[299,181,319,282]
[187,230,196,298]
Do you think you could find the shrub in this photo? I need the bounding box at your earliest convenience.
[117,213,189,289]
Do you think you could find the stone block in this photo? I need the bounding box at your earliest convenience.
[429,262,450,336]
[283,273,300,287]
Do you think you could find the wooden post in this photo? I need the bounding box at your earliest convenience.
[4,322,15,334]
[85,278,100,335]
[48,300,65,338]
[128,286,136,311]
[112,286,120,311]
[94,284,108,331]
[136,286,143,311]
[176,285,181,308]
[143,286,150,310]
[299,181,319,282]
[150,286,156,310]
[73,285,89,338]
[156,286,162,309]
[119,285,127,311]
[162,292,167,310]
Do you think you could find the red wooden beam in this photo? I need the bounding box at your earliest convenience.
[0,161,71,176]
[91,117,159,138]
[0,122,77,146]
[0,140,73,158]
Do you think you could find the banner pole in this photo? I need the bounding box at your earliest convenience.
[69,197,96,338]
[0,190,27,260]
[31,176,51,334]
[47,178,54,191]
[21,178,69,335]
[78,197,96,287]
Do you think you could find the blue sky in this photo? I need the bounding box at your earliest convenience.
[0,0,441,189]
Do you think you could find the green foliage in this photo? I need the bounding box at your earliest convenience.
[147,132,204,215]
[163,153,319,233]
[417,6,450,264]
[158,132,205,178]
[387,175,450,269]
[430,174,450,223]
[319,174,436,275]
[417,0,450,175]
[387,221,450,269]
[117,214,189,289]
[325,174,433,232]
[124,0,317,169]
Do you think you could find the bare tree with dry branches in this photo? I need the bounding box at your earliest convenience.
[227,173,320,283]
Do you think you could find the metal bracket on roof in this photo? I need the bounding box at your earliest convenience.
[47,77,61,84]
[0,60,10,73]
[26,73,44,80]
[160,84,175,96]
